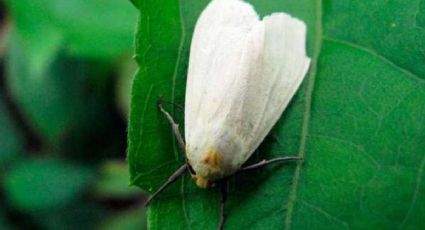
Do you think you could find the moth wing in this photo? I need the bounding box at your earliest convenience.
[236,13,311,162]
[185,1,311,177]
[184,0,260,144]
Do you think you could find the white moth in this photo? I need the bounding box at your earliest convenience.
[147,0,310,228]
[184,0,311,187]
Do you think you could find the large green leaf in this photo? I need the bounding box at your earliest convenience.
[128,0,425,229]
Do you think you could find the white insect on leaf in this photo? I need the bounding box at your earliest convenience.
[184,0,311,187]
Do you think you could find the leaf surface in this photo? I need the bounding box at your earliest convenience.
[128,0,425,229]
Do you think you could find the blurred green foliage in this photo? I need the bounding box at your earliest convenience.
[94,161,141,199]
[5,159,93,211]
[0,95,23,171]
[0,0,145,229]
[5,0,137,74]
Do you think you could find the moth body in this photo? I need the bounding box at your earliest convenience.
[184,0,311,188]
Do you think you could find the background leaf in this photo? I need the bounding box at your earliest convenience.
[4,159,93,211]
[5,0,138,61]
[5,32,89,140]
[94,160,142,199]
[0,93,23,171]
[98,207,146,230]
[4,0,138,141]
[0,209,12,230]
[0,0,146,229]
[128,0,425,229]
[35,202,108,230]
[5,31,122,141]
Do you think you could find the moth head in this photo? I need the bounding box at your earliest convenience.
[190,174,211,188]
[186,147,227,188]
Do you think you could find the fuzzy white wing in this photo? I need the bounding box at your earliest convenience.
[236,13,311,162]
[184,0,260,144]
[184,0,310,181]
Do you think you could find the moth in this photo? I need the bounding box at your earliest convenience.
[145,0,311,229]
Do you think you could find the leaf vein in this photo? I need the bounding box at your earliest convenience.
[309,134,381,168]
[284,0,323,228]
[134,84,154,175]
[399,151,425,228]
[174,1,192,229]
[323,37,425,84]
[300,200,350,229]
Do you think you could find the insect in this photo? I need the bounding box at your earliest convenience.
[144,0,310,229]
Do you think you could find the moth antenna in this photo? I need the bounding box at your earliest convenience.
[144,164,188,206]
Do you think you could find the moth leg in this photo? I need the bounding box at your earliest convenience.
[144,164,187,206]
[238,156,302,173]
[218,180,228,230]
[157,97,186,151]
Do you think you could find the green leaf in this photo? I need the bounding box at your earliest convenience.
[98,207,147,230]
[128,0,425,229]
[94,160,142,199]
[129,0,140,10]
[35,202,108,230]
[4,159,93,211]
[0,209,12,230]
[5,32,110,140]
[0,94,23,171]
[5,0,137,61]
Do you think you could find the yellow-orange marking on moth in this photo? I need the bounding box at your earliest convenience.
[191,174,210,188]
[202,149,223,169]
